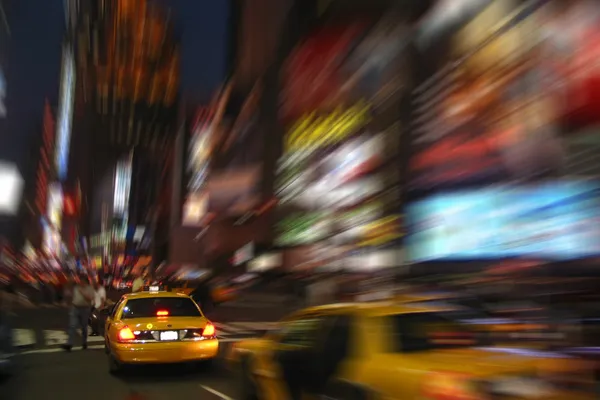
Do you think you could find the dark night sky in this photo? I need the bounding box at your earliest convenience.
[168,0,231,105]
[0,0,230,174]
[0,0,230,241]
[0,0,63,173]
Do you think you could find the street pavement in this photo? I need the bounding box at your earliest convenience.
[2,348,240,400]
[1,291,292,400]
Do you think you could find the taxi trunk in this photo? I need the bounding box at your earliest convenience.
[112,316,218,364]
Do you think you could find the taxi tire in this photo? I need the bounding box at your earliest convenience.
[239,357,259,400]
[321,381,371,400]
[108,353,123,375]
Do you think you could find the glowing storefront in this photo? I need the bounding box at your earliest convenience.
[42,45,76,259]
[275,15,408,272]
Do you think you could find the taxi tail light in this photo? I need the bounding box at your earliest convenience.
[422,372,484,400]
[156,310,169,317]
[118,326,136,342]
[202,323,215,337]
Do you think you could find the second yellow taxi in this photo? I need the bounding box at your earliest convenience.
[229,302,593,399]
[104,290,218,374]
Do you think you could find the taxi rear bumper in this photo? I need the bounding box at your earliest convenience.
[111,338,219,364]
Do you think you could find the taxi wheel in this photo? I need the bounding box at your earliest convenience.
[320,381,370,400]
[108,353,123,375]
[239,357,259,400]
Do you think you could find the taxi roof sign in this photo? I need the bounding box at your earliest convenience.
[149,286,160,292]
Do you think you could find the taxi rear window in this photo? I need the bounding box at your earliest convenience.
[121,297,202,319]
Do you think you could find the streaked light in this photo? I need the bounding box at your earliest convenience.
[0,162,23,216]
[55,48,76,180]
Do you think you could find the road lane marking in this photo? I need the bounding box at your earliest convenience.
[12,329,36,347]
[199,385,235,400]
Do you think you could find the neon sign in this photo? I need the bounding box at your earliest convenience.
[55,48,76,181]
[285,102,370,153]
[113,155,132,217]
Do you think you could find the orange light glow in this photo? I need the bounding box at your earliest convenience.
[118,327,135,341]
[156,310,169,317]
[202,323,215,337]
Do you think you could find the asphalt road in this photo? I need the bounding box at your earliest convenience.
[1,291,293,400]
[2,348,240,400]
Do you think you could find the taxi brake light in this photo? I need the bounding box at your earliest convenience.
[422,371,482,400]
[118,327,136,341]
[156,310,169,317]
[202,323,215,337]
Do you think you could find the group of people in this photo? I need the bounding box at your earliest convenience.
[61,274,107,352]
[60,271,159,351]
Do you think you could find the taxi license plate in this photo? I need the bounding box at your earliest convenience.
[160,331,178,341]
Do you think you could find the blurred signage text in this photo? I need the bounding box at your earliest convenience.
[285,102,370,152]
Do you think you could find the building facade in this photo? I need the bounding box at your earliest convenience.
[66,0,180,275]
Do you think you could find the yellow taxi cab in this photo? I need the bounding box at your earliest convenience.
[228,302,593,400]
[104,289,218,374]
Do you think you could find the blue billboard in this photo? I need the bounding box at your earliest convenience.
[406,181,600,262]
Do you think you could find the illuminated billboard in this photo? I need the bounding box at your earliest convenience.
[182,192,209,227]
[0,162,24,216]
[55,47,76,181]
[206,166,261,216]
[406,182,600,262]
[113,155,132,217]
[47,183,63,230]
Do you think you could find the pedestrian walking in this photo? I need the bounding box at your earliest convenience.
[89,278,107,336]
[62,274,95,351]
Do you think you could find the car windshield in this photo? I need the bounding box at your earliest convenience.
[389,312,487,352]
[121,297,202,319]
